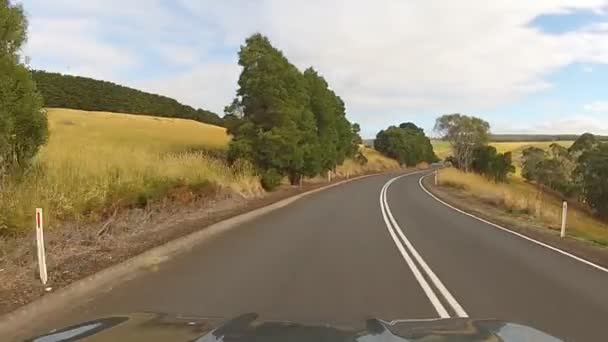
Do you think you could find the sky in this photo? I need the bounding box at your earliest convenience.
[19,0,608,138]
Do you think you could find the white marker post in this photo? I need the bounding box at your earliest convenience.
[560,201,568,238]
[35,208,48,285]
[434,171,439,186]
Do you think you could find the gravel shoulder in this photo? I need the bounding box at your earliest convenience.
[423,176,608,269]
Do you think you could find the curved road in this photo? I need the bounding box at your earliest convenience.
[18,172,608,341]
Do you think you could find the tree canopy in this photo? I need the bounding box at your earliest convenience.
[434,114,490,171]
[226,34,360,190]
[522,133,608,218]
[31,70,223,126]
[0,0,47,175]
[374,123,437,166]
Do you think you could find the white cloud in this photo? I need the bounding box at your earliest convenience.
[584,100,608,113]
[19,0,608,135]
[535,115,608,134]
[23,18,137,80]
[135,61,241,115]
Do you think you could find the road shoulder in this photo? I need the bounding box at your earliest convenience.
[421,175,608,269]
[0,170,411,339]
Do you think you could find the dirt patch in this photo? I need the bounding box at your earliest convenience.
[0,175,375,316]
[423,177,608,268]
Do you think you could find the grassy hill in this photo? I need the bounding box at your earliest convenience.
[0,108,258,236]
[32,71,223,126]
[1,108,399,236]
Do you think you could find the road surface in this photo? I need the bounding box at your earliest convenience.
[16,172,608,341]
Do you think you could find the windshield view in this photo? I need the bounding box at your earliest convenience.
[1,1,607,341]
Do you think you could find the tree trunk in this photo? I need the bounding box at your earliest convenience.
[288,172,301,186]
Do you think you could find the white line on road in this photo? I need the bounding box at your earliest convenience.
[379,171,468,318]
[418,173,608,274]
[383,175,468,318]
[380,179,449,318]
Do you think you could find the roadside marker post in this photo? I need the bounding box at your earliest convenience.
[560,201,568,238]
[434,171,438,186]
[35,208,48,285]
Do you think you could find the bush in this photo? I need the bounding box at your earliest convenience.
[0,2,48,176]
[260,169,282,191]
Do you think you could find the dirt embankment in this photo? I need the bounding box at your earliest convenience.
[423,176,608,268]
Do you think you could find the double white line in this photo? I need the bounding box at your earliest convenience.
[379,173,468,319]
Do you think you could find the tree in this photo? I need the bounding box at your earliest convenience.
[375,123,437,166]
[471,145,514,183]
[569,133,598,159]
[521,147,547,182]
[434,114,490,172]
[227,34,321,187]
[0,1,47,175]
[575,143,608,218]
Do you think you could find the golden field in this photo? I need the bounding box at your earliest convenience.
[432,140,574,176]
[0,108,399,236]
[438,168,608,246]
[0,109,260,236]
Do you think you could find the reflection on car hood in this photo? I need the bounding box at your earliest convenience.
[26,312,564,342]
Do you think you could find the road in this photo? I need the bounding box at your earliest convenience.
[17,171,608,341]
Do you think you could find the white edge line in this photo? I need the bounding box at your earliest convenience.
[384,175,469,318]
[418,173,608,274]
[379,180,450,318]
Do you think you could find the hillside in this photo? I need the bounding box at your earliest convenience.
[32,70,223,126]
[0,108,399,236]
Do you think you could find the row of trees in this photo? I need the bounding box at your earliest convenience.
[522,133,608,218]
[435,114,515,182]
[225,34,361,190]
[32,70,223,126]
[374,123,437,166]
[0,0,47,176]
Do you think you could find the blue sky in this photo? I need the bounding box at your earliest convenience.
[19,0,608,138]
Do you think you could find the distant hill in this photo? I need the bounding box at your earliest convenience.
[31,70,223,126]
[490,134,608,142]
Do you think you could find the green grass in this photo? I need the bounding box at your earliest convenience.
[439,168,608,246]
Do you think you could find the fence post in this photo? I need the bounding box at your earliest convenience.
[35,208,48,285]
[560,201,568,238]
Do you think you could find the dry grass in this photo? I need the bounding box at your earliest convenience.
[1,109,400,236]
[432,140,574,176]
[335,146,401,177]
[438,168,608,246]
[0,109,261,236]
[431,140,452,160]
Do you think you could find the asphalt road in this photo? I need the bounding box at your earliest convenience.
[17,171,608,341]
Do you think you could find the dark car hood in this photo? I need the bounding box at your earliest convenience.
[26,312,563,342]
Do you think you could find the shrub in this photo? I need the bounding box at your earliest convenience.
[260,169,282,191]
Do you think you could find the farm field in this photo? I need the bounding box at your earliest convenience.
[0,109,398,236]
[432,140,574,175]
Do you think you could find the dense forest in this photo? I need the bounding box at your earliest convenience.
[31,70,223,126]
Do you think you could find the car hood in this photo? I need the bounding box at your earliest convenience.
[26,312,563,342]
